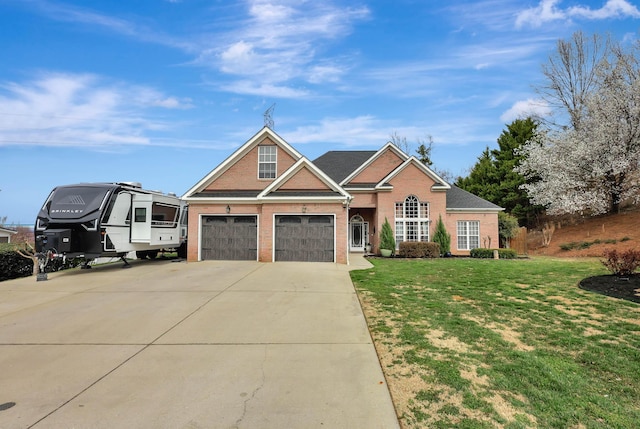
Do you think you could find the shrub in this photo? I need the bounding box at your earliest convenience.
[469,248,517,259]
[560,237,632,251]
[380,217,396,253]
[399,242,440,258]
[498,212,520,247]
[0,249,34,282]
[432,215,451,255]
[601,249,640,276]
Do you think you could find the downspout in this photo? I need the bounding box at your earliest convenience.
[345,196,352,265]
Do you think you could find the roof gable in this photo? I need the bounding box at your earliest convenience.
[259,158,351,200]
[183,127,303,198]
[377,157,451,191]
[340,143,408,186]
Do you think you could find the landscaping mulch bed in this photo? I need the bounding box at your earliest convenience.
[579,274,640,303]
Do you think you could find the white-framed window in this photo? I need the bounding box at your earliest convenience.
[395,195,430,246]
[258,146,277,179]
[457,220,480,250]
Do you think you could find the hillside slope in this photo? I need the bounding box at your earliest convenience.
[528,208,640,257]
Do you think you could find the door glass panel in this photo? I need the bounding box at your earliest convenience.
[353,224,362,246]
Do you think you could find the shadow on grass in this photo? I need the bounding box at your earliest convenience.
[579,274,640,303]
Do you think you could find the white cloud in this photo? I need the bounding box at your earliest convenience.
[284,116,391,146]
[500,98,551,122]
[249,2,294,22]
[307,64,345,83]
[24,1,368,97]
[28,0,194,51]
[206,0,370,93]
[0,73,191,148]
[569,0,640,19]
[219,41,256,71]
[220,81,310,98]
[515,0,565,28]
[151,96,193,109]
[516,0,640,28]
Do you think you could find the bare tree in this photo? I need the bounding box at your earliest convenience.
[389,131,410,154]
[537,31,609,131]
[389,132,452,182]
[15,243,40,277]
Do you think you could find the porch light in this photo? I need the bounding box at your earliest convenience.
[226,205,231,214]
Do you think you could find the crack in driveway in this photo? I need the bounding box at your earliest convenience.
[234,345,268,428]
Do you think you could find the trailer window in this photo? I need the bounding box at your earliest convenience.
[151,203,178,227]
[135,208,147,223]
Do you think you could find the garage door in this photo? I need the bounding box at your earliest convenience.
[275,215,334,262]
[201,216,257,260]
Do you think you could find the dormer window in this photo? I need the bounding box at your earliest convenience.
[258,146,277,179]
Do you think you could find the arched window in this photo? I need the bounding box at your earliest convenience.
[394,195,430,244]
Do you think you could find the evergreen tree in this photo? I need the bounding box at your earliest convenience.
[456,118,543,226]
[380,217,396,253]
[456,147,498,202]
[432,215,451,255]
[415,136,434,167]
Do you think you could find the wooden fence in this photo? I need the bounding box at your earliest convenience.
[509,227,528,255]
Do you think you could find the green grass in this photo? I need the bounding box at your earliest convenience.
[351,257,640,428]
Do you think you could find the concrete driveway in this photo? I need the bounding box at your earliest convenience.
[0,257,399,428]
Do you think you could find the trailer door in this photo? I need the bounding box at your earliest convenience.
[131,194,152,242]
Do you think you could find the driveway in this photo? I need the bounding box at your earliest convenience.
[0,257,399,428]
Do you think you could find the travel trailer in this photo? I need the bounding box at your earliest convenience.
[35,182,187,266]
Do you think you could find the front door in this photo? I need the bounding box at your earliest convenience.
[349,215,369,252]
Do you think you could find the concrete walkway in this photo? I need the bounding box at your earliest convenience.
[0,255,398,428]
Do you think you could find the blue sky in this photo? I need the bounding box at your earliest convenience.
[1,0,640,225]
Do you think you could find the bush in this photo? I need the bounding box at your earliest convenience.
[601,249,640,276]
[0,249,34,282]
[398,242,440,258]
[432,215,451,255]
[498,212,520,246]
[380,217,396,253]
[469,248,517,259]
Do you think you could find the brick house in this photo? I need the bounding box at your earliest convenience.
[182,127,502,264]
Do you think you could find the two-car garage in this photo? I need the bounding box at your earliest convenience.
[200,215,335,262]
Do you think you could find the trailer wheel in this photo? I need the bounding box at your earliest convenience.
[136,251,148,259]
[177,242,187,259]
[147,250,159,259]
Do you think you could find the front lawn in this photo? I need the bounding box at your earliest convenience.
[351,257,640,429]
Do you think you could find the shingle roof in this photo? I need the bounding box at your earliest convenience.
[446,185,502,210]
[314,150,501,211]
[313,151,377,183]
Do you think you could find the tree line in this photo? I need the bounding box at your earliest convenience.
[458,31,640,226]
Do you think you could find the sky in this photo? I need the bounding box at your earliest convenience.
[1,0,640,225]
